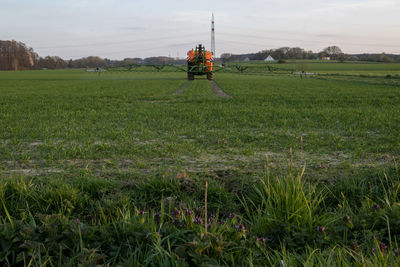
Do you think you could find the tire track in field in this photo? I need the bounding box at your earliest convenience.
[172,80,192,95]
[210,80,232,99]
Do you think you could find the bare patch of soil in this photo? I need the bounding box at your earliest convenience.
[173,81,192,95]
[210,81,232,98]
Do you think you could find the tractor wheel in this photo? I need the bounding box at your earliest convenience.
[187,72,194,80]
[207,72,214,81]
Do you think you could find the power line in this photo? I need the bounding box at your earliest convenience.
[219,32,400,49]
[34,32,208,50]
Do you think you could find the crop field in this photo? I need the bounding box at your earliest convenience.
[231,61,400,76]
[1,64,400,265]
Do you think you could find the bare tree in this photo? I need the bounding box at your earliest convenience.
[37,56,67,69]
[322,46,344,60]
[220,53,233,63]
[380,53,394,63]
[70,56,106,68]
[0,40,37,70]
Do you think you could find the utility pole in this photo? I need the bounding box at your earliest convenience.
[211,13,216,57]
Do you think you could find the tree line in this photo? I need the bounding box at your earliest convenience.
[1,40,399,71]
[221,46,400,63]
[0,40,183,70]
[0,41,39,70]
[0,40,110,70]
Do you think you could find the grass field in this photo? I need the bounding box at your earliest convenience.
[1,65,400,265]
[229,61,400,76]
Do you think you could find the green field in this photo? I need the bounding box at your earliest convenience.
[1,66,400,265]
[229,61,400,76]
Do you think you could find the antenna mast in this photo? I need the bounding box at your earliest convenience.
[211,13,215,57]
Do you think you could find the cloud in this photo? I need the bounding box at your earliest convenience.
[122,27,147,31]
[326,0,396,9]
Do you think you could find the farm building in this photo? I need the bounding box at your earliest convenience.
[264,55,275,61]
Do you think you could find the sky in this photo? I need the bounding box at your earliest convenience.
[1,0,399,59]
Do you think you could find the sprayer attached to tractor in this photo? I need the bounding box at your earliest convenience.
[187,44,214,80]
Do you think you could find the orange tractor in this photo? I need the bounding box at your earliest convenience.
[187,44,214,80]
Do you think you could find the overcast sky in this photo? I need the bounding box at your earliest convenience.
[1,0,399,59]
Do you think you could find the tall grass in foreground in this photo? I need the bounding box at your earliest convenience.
[242,167,331,249]
[1,164,399,266]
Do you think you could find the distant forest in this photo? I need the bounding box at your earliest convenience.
[0,40,399,71]
[220,46,400,63]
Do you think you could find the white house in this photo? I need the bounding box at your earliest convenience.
[264,55,275,61]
